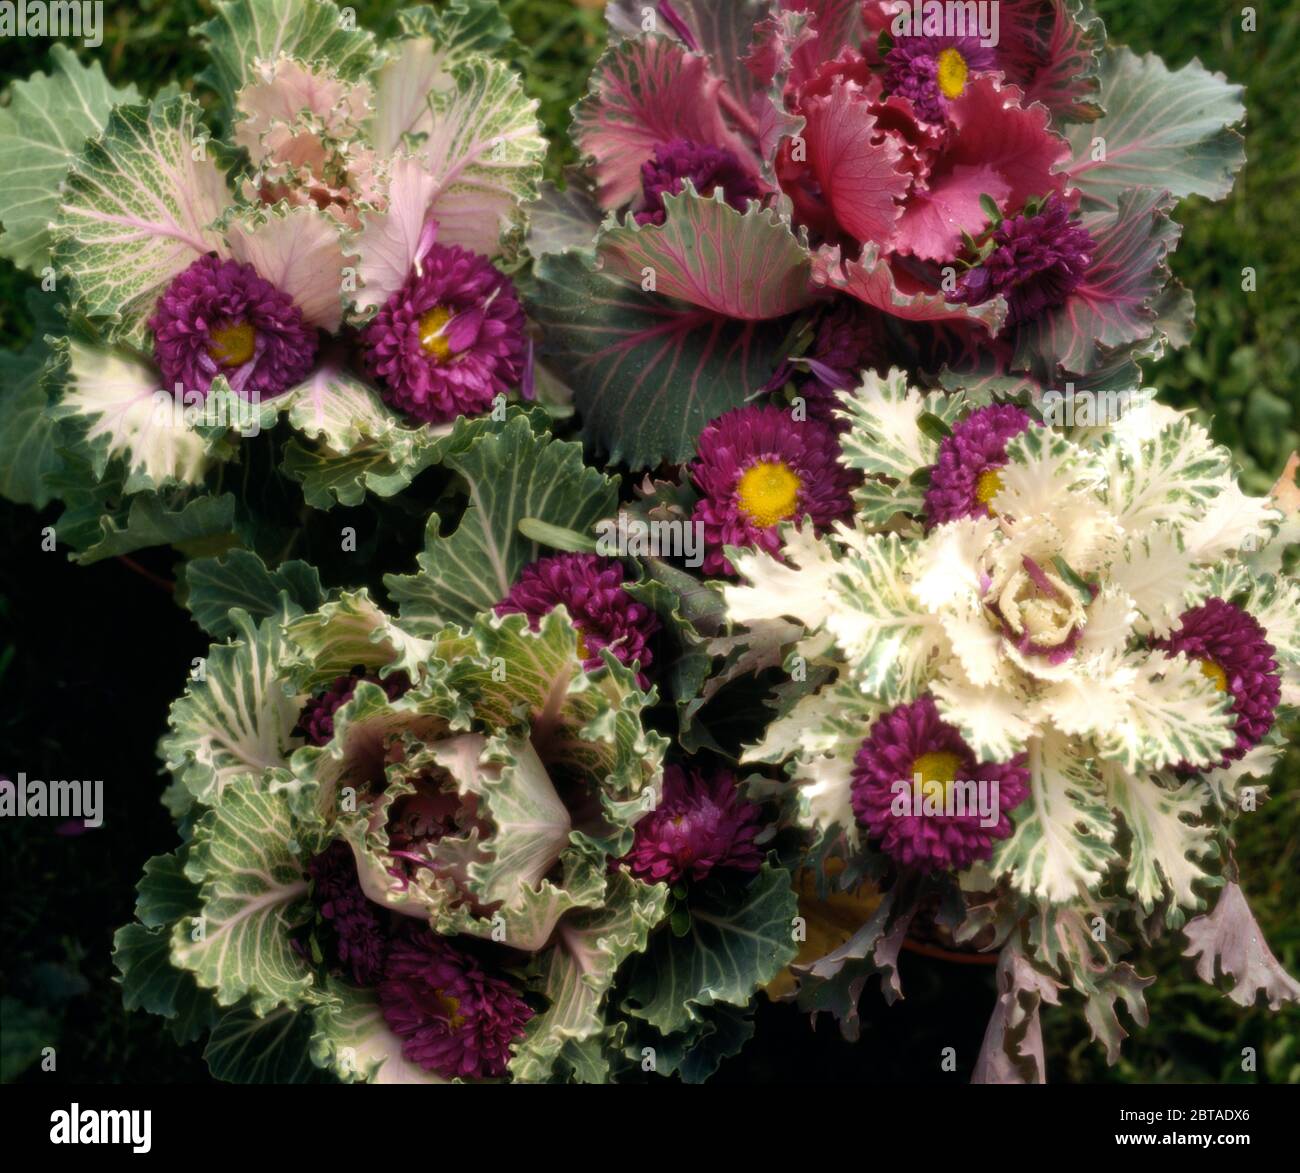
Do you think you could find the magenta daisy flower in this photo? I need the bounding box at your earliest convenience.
[622,765,764,886]
[361,242,527,424]
[1155,598,1281,769]
[636,138,762,225]
[148,253,317,399]
[495,553,661,686]
[923,403,1034,526]
[377,930,534,1080]
[884,35,997,123]
[296,668,412,747]
[307,840,388,985]
[851,695,1028,873]
[950,194,1096,326]
[689,404,858,577]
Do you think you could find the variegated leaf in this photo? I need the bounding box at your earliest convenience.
[197,0,376,109]
[172,777,314,1014]
[55,95,231,346]
[160,610,304,807]
[992,734,1119,903]
[1103,417,1229,532]
[1098,650,1235,773]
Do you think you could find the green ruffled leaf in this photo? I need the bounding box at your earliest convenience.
[135,851,202,928]
[50,337,213,494]
[196,0,376,110]
[69,491,237,566]
[370,0,516,157]
[1102,763,1215,924]
[113,925,219,1046]
[0,44,139,273]
[171,776,314,1014]
[1066,48,1245,212]
[0,292,63,507]
[54,94,231,347]
[386,415,618,630]
[310,978,444,1083]
[280,373,510,508]
[991,734,1119,905]
[511,871,669,1082]
[282,588,436,689]
[183,550,324,638]
[621,865,798,1036]
[160,610,304,807]
[204,1003,327,1083]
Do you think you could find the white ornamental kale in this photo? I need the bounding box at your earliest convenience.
[721,369,1299,1077]
[114,589,669,1084]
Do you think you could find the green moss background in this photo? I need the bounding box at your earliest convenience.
[1,0,1296,1084]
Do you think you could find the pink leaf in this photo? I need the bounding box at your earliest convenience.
[813,242,1007,331]
[802,78,910,249]
[1183,882,1300,1011]
[574,36,760,209]
[350,156,438,315]
[227,205,346,332]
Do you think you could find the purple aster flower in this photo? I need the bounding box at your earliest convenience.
[148,253,317,400]
[689,404,858,577]
[622,765,764,885]
[636,138,762,225]
[850,695,1029,873]
[377,930,534,1080]
[1155,598,1282,769]
[361,242,527,424]
[296,667,412,747]
[495,553,661,687]
[923,403,1034,526]
[307,840,388,985]
[949,194,1096,326]
[884,36,997,123]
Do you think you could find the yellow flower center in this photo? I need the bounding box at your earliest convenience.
[737,460,801,527]
[434,988,467,1029]
[575,631,592,662]
[1198,658,1229,692]
[207,322,256,368]
[975,466,1003,506]
[936,47,969,100]
[419,305,454,361]
[910,750,962,806]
